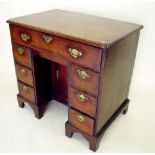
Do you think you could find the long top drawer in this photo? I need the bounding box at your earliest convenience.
[10,24,102,72]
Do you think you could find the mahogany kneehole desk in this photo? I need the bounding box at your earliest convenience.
[7,10,143,151]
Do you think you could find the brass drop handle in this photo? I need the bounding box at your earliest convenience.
[20,68,26,75]
[76,114,85,122]
[22,86,29,93]
[77,69,90,79]
[42,34,53,44]
[77,94,88,102]
[20,33,30,42]
[17,47,24,55]
[68,48,82,58]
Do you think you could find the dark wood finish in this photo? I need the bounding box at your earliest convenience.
[15,64,33,86]
[59,42,102,72]
[95,31,140,134]
[65,121,101,152]
[32,55,68,105]
[17,94,25,108]
[66,99,129,152]
[18,81,35,103]
[7,10,143,48]
[35,47,69,66]
[17,94,48,119]
[33,56,53,105]
[10,24,102,72]
[54,63,68,104]
[12,43,32,68]
[68,108,94,136]
[70,64,100,96]
[7,10,143,152]
[69,87,97,117]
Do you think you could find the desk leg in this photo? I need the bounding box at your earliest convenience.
[17,94,25,108]
[17,94,47,119]
[65,99,129,152]
[65,121,101,152]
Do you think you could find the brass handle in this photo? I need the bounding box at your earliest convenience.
[20,33,30,42]
[77,69,90,79]
[77,94,88,102]
[17,47,24,55]
[20,68,26,75]
[22,86,29,93]
[42,34,53,44]
[68,48,82,58]
[76,114,85,122]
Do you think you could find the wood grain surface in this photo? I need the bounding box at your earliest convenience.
[7,9,143,47]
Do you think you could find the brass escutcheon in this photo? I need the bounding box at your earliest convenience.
[20,68,26,75]
[77,94,88,102]
[42,34,53,44]
[68,48,82,58]
[17,47,24,55]
[77,69,90,79]
[22,86,29,92]
[20,33,30,42]
[76,114,85,122]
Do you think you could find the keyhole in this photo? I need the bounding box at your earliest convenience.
[56,70,59,80]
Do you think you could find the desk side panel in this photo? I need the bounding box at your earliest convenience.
[95,31,140,134]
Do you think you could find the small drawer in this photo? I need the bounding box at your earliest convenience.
[59,42,102,72]
[18,81,35,103]
[10,24,102,72]
[15,64,33,86]
[70,64,100,96]
[12,44,32,68]
[10,25,57,54]
[69,108,94,136]
[69,87,97,117]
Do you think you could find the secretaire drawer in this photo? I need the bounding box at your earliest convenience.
[15,64,33,86]
[10,24,102,72]
[69,87,97,117]
[12,44,32,68]
[18,81,35,103]
[69,108,94,136]
[70,64,100,96]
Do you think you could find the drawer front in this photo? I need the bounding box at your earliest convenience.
[70,65,100,96]
[13,44,32,68]
[10,25,102,72]
[18,81,35,103]
[69,108,94,136]
[69,87,97,117]
[15,64,33,86]
[59,43,102,72]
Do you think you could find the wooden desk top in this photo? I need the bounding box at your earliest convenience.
[7,9,143,47]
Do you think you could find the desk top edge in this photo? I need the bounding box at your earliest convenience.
[7,9,143,48]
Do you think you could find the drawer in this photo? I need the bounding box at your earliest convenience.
[70,64,100,96]
[69,87,97,117]
[18,81,35,103]
[12,44,32,68]
[69,108,94,136]
[10,25,102,72]
[15,64,33,86]
[59,43,102,72]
